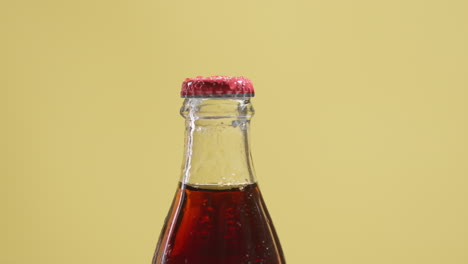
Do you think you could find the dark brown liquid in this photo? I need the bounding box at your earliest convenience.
[152,183,285,264]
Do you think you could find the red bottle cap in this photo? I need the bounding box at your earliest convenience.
[181,76,255,98]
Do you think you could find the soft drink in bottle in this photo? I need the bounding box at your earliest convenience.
[152,76,285,264]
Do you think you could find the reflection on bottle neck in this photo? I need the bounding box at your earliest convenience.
[180,98,256,188]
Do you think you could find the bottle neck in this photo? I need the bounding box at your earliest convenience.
[180,98,256,188]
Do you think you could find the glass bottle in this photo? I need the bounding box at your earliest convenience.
[152,76,285,264]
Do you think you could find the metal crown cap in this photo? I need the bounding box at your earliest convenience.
[181,76,255,98]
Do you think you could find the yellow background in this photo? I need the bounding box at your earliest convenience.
[2,0,468,263]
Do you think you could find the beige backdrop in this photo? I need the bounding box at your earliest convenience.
[2,0,468,263]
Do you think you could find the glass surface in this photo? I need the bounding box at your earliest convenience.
[152,98,285,264]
